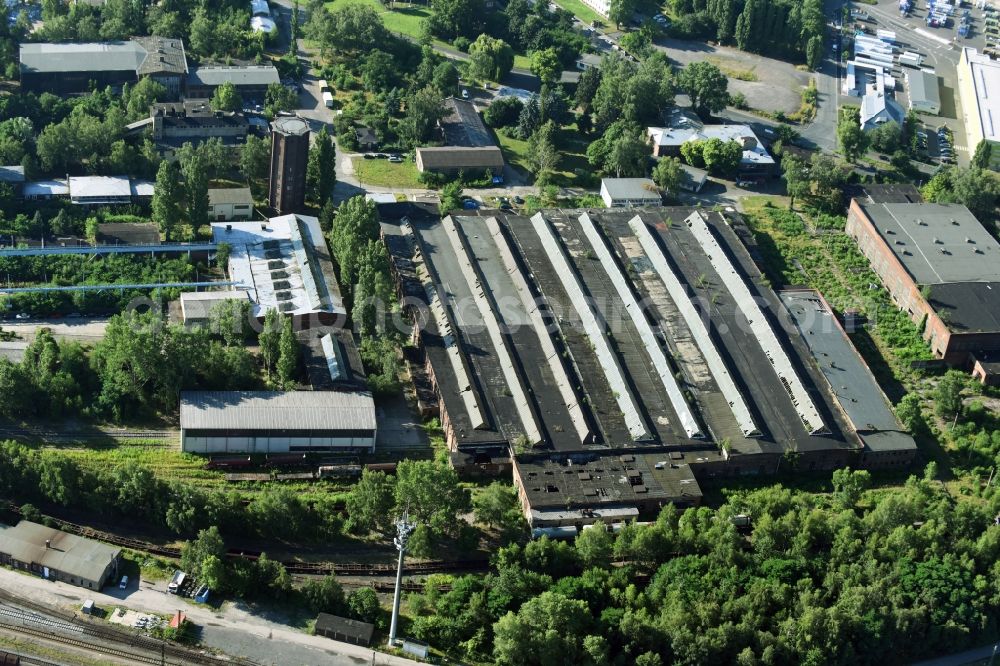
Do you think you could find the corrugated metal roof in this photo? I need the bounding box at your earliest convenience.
[415,146,504,170]
[0,521,120,584]
[208,187,253,206]
[188,65,280,87]
[179,390,376,431]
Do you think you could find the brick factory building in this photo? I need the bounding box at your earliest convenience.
[846,193,1000,364]
[268,116,310,214]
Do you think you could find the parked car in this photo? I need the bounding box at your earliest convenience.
[461,89,470,99]
[363,153,376,159]
[119,575,128,590]
[462,199,480,209]
[15,313,29,320]
[388,155,403,163]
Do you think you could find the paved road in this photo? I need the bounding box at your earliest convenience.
[0,316,110,341]
[0,568,420,666]
[913,642,999,666]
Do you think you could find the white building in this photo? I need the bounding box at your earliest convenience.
[212,214,347,328]
[907,69,941,115]
[600,178,662,207]
[957,47,1000,169]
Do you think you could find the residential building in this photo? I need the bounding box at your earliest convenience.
[19,37,188,96]
[647,113,776,181]
[957,47,1000,169]
[208,187,254,221]
[269,116,310,214]
[861,90,905,131]
[579,0,609,16]
[846,196,1000,363]
[600,178,662,207]
[186,65,280,100]
[0,521,120,590]
[355,127,378,151]
[415,97,505,176]
[179,390,377,453]
[907,69,941,115]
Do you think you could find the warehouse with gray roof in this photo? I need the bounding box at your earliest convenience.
[180,390,377,453]
[0,521,120,590]
[20,37,188,96]
[186,64,280,100]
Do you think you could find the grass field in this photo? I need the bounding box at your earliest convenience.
[495,127,594,187]
[325,0,453,50]
[352,157,424,188]
[552,0,607,27]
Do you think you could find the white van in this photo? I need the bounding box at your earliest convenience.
[119,575,128,590]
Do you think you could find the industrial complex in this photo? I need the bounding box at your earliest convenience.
[380,204,917,530]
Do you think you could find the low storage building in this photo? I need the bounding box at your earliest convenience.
[600,178,662,207]
[180,390,377,453]
[907,69,941,115]
[186,65,280,100]
[0,521,120,590]
[415,97,505,176]
[314,613,375,647]
[208,187,254,221]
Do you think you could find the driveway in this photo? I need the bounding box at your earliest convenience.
[0,568,420,666]
[0,316,110,342]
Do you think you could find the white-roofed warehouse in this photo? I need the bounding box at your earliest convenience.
[180,390,377,453]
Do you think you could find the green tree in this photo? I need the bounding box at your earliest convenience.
[180,526,227,588]
[209,299,253,346]
[440,181,464,212]
[837,107,869,162]
[276,316,298,388]
[679,62,729,117]
[468,35,515,81]
[427,0,485,40]
[211,81,243,113]
[329,195,380,290]
[307,127,336,204]
[399,86,447,147]
[240,134,270,183]
[652,156,682,195]
[574,523,613,569]
[806,34,824,71]
[831,468,871,509]
[527,121,560,185]
[529,48,561,86]
[934,370,967,420]
[493,592,592,665]
[179,147,210,228]
[473,482,524,537]
[302,575,345,614]
[258,309,281,377]
[608,0,637,30]
[395,460,471,539]
[702,138,742,176]
[151,160,183,241]
[265,83,298,116]
[484,96,523,128]
[782,154,810,210]
[973,140,994,170]
[345,469,396,534]
[347,587,382,625]
[432,61,460,96]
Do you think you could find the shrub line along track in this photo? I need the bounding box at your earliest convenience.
[4,504,490,577]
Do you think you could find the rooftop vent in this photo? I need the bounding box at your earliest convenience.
[917,218,926,226]
[951,219,960,225]
[933,237,941,244]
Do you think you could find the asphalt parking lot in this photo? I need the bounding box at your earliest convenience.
[860,0,996,166]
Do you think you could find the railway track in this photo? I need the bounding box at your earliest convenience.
[0,427,176,442]
[0,619,182,665]
[37,512,490,577]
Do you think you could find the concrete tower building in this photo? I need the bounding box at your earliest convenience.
[269,116,310,214]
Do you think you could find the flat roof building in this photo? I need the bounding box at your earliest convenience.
[779,289,917,468]
[907,69,941,115]
[600,178,662,207]
[126,99,250,155]
[179,290,253,328]
[186,65,280,100]
[22,176,152,205]
[514,451,704,528]
[957,47,1000,169]
[647,114,775,180]
[20,37,187,96]
[211,213,347,328]
[0,521,120,590]
[0,166,25,185]
[847,197,1000,362]
[97,222,160,245]
[180,390,376,454]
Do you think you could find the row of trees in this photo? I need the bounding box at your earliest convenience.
[36,0,267,61]
[152,139,230,240]
[180,526,382,623]
[406,468,1000,664]
[669,0,826,69]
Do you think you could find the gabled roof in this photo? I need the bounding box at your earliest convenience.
[179,390,376,431]
[0,521,120,583]
[860,93,905,130]
[208,187,253,206]
[188,65,280,87]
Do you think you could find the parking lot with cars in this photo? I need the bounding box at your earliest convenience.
[858,0,999,166]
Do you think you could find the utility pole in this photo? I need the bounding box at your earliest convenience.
[387,508,414,648]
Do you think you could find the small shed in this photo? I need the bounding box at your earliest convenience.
[600,178,662,208]
[315,613,375,647]
[355,127,378,151]
[678,164,708,193]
